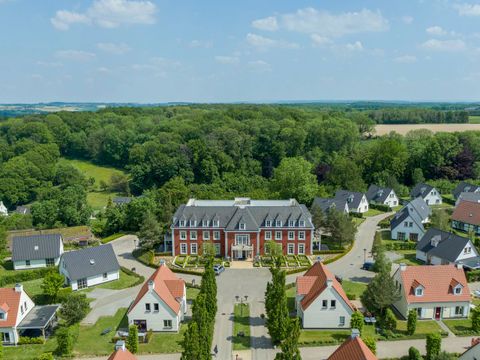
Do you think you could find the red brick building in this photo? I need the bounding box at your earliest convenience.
[171,198,315,259]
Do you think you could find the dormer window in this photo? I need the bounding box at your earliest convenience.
[288,220,295,227]
[276,220,282,227]
[299,220,305,227]
[239,223,246,230]
[0,312,4,320]
[454,285,463,295]
[265,220,272,227]
[189,219,197,227]
[179,220,186,227]
[415,287,423,296]
[202,220,209,227]
[213,219,219,227]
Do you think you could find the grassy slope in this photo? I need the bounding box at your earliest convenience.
[469,116,480,124]
[59,158,126,210]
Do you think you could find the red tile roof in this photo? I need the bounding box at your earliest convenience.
[128,264,185,314]
[297,262,355,311]
[107,348,137,360]
[0,287,21,327]
[452,201,480,226]
[327,335,377,360]
[398,265,470,304]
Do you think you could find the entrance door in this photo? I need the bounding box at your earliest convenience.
[236,250,244,260]
[435,307,441,320]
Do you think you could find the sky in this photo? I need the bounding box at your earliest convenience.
[1,0,480,103]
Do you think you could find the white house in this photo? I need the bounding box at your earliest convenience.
[0,201,7,216]
[128,263,186,332]
[390,198,431,241]
[59,244,120,291]
[12,234,63,270]
[296,262,355,329]
[411,183,442,205]
[393,264,471,320]
[416,228,480,267]
[0,284,59,346]
[366,185,399,208]
[334,190,369,214]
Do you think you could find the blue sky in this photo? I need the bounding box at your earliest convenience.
[1,0,480,103]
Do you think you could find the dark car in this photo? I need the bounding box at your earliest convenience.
[213,264,225,275]
[362,261,375,271]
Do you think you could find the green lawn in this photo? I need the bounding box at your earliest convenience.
[74,308,186,356]
[95,269,143,290]
[186,286,200,301]
[393,250,424,266]
[352,217,365,226]
[469,116,480,124]
[443,318,479,336]
[232,303,251,350]
[342,280,367,300]
[364,208,384,217]
[101,232,126,244]
[4,338,58,360]
[87,191,119,210]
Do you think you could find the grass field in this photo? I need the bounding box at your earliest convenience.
[393,250,423,266]
[443,318,479,336]
[375,123,480,135]
[469,116,480,124]
[342,280,367,299]
[59,158,127,210]
[232,303,251,350]
[95,269,142,290]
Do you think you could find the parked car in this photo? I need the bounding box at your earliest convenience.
[362,261,375,271]
[213,264,225,275]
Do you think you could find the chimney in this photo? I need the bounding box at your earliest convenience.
[326,279,333,288]
[351,329,360,339]
[399,263,407,272]
[456,262,463,270]
[115,340,126,351]
[148,280,155,290]
[15,283,23,293]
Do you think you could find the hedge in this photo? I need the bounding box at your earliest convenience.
[323,244,353,265]
[350,212,364,219]
[313,250,345,255]
[285,266,310,275]
[370,203,391,212]
[18,337,45,345]
[120,266,145,287]
[383,242,416,251]
[467,269,480,282]
[169,267,203,276]
[101,232,125,244]
[0,267,51,287]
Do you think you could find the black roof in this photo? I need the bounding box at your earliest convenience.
[113,197,133,205]
[416,228,473,263]
[312,197,348,214]
[61,244,120,281]
[12,234,62,262]
[453,181,479,200]
[366,185,394,203]
[334,190,365,209]
[17,305,59,329]
[410,183,434,199]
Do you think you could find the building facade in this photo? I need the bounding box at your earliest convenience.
[171,198,315,259]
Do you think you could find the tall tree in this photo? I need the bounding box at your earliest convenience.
[430,210,450,232]
[126,324,138,354]
[138,212,163,249]
[361,266,400,316]
[275,318,302,360]
[323,210,357,248]
[42,270,65,302]
[265,265,290,344]
[181,322,201,360]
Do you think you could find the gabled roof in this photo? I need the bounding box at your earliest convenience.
[334,190,365,209]
[61,244,120,281]
[12,234,62,262]
[416,228,475,263]
[457,192,480,205]
[129,264,185,315]
[113,197,133,205]
[297,262,354,311]
[411,183,435,199]
[396,264,470,304]
[327,335,378,360]
[390,206,425,232]
[15,206,30,215]
[366,185,394,204]
[453,181,480,200]
[108,348,137,360]
[0,287,31,327]
[452,201,480,226]
[312,197,348,214]
[408,197,431,220]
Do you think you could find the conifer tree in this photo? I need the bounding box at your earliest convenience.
[126,324,138,354]
[265,264,289,344]
[361,265,400,316]
[275,318,302,360]
[181,322,201,360]
[192,293,212,359]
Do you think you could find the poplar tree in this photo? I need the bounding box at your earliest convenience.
[265,264,289,344]
[275,318,302,360]
[181,322,201,360]
[126,325,138,354]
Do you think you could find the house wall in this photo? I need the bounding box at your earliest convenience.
[391,218,424,241]
[64,270,119,291]
[416,250,427,262]
[1,289,36,344]
[297,286,353,329]
[13,257,61,270]
[384,191,399,208]
[456,241,479,261]
[423,189,442,205]
[127,289,183,332]
[350,195,369,213]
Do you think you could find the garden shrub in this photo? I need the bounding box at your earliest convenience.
[18,337,45,345]
[408,346,422,360]
[407,309,417,335]
[426,333,441,360]
[370,203,391,212]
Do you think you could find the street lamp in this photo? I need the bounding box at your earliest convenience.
[363,248,367,263]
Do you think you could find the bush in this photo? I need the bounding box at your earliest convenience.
[350,311,364,335]
[127,324,138,353]
[145,329,153,344]
[18,336,45,345]
[370,203,391,212]
[59,292,90,325]
[384,308,397,331]
[407,309,417,335]
[362,336,376,354]
[35,353,54,360]
[55,326,75,356]
[383,241,416,251]
[472,307,480,332]
[0,267,51,287]
[467,269,480,282]
[408,346,422,360]
[426,333,442,360]
[350,212,364,218]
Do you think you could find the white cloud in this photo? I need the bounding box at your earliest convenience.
[421,39,466,52]
[281,8,388,37]
[131,57,180,77]
[454,3,480,16]
[55,50,96,61]
[97,67,111,73]
[51,0,156,30]
[401,15,414,24]
[426,26,447,36]
[247,60,272,72]
[344,41,364,52]
[251,16,278,31]
[36,61,64,68]
[393,55,417,63]
[310,34,332,47]
[189,40,213,48]
[215,56,240,65]
[246,33,299,50]
[97,42,131,54]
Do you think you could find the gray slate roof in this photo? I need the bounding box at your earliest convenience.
[312,197,348,214]
[366,185,393,204]
[334,190,365,209]
[390,198,430,231]
[410,183,434,199]
[12,234,62,262]
[407,197,431,220]
[453,182,480,200]
[61,244,119,281]
[172,200,313,229]
[15,206,30,215]
[17,305,59,329]
[457,192,480,205]
[113,197,132,205]
[416,228,473,263]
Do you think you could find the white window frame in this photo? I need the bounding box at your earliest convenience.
[288,231,295,240]
[275,231,282,240]
[288,220,295,227]
[299,220,305,227]
[189,219,196,227]
[239,223,246,230]
[287,243,294,255]
[339,316,345,326]
[298,244,305,255]
[235,234,250,246]
[415,287,423,296]
[180,231,187,240]
[202,220,209,227]
[203,231,210,240]
[265,220,272,227]
[164,319,173,329]
[213,219,219,227]
[265,231,272,240]
[298,231,305,240]
[190,231,197,240]
[190,243,198,255]
[330,300,336,309]
[213,231,220,240]
[454,286,462,295]
[179,220,186,227]
[180,243,187,254]
[276,220,282,227]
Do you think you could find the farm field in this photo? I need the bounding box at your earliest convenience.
[470,116,480,124]
[375,123,480,135]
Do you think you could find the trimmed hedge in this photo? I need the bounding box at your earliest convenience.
[132,248,156,268]
[313,250,344,255]
[18,336,45,345]
[0,267,51,287]
[383,242,416,251]
[467,269,480,282]
[170,267,203,275]
[442,197,456,206]
[101,232,125,244]
[370,203,391,212]
[350,212,364,219]
[285,266,309,275]
[323,244,353,265]
[120,266,145,287]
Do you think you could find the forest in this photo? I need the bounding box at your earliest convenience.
[0,104,479,237]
